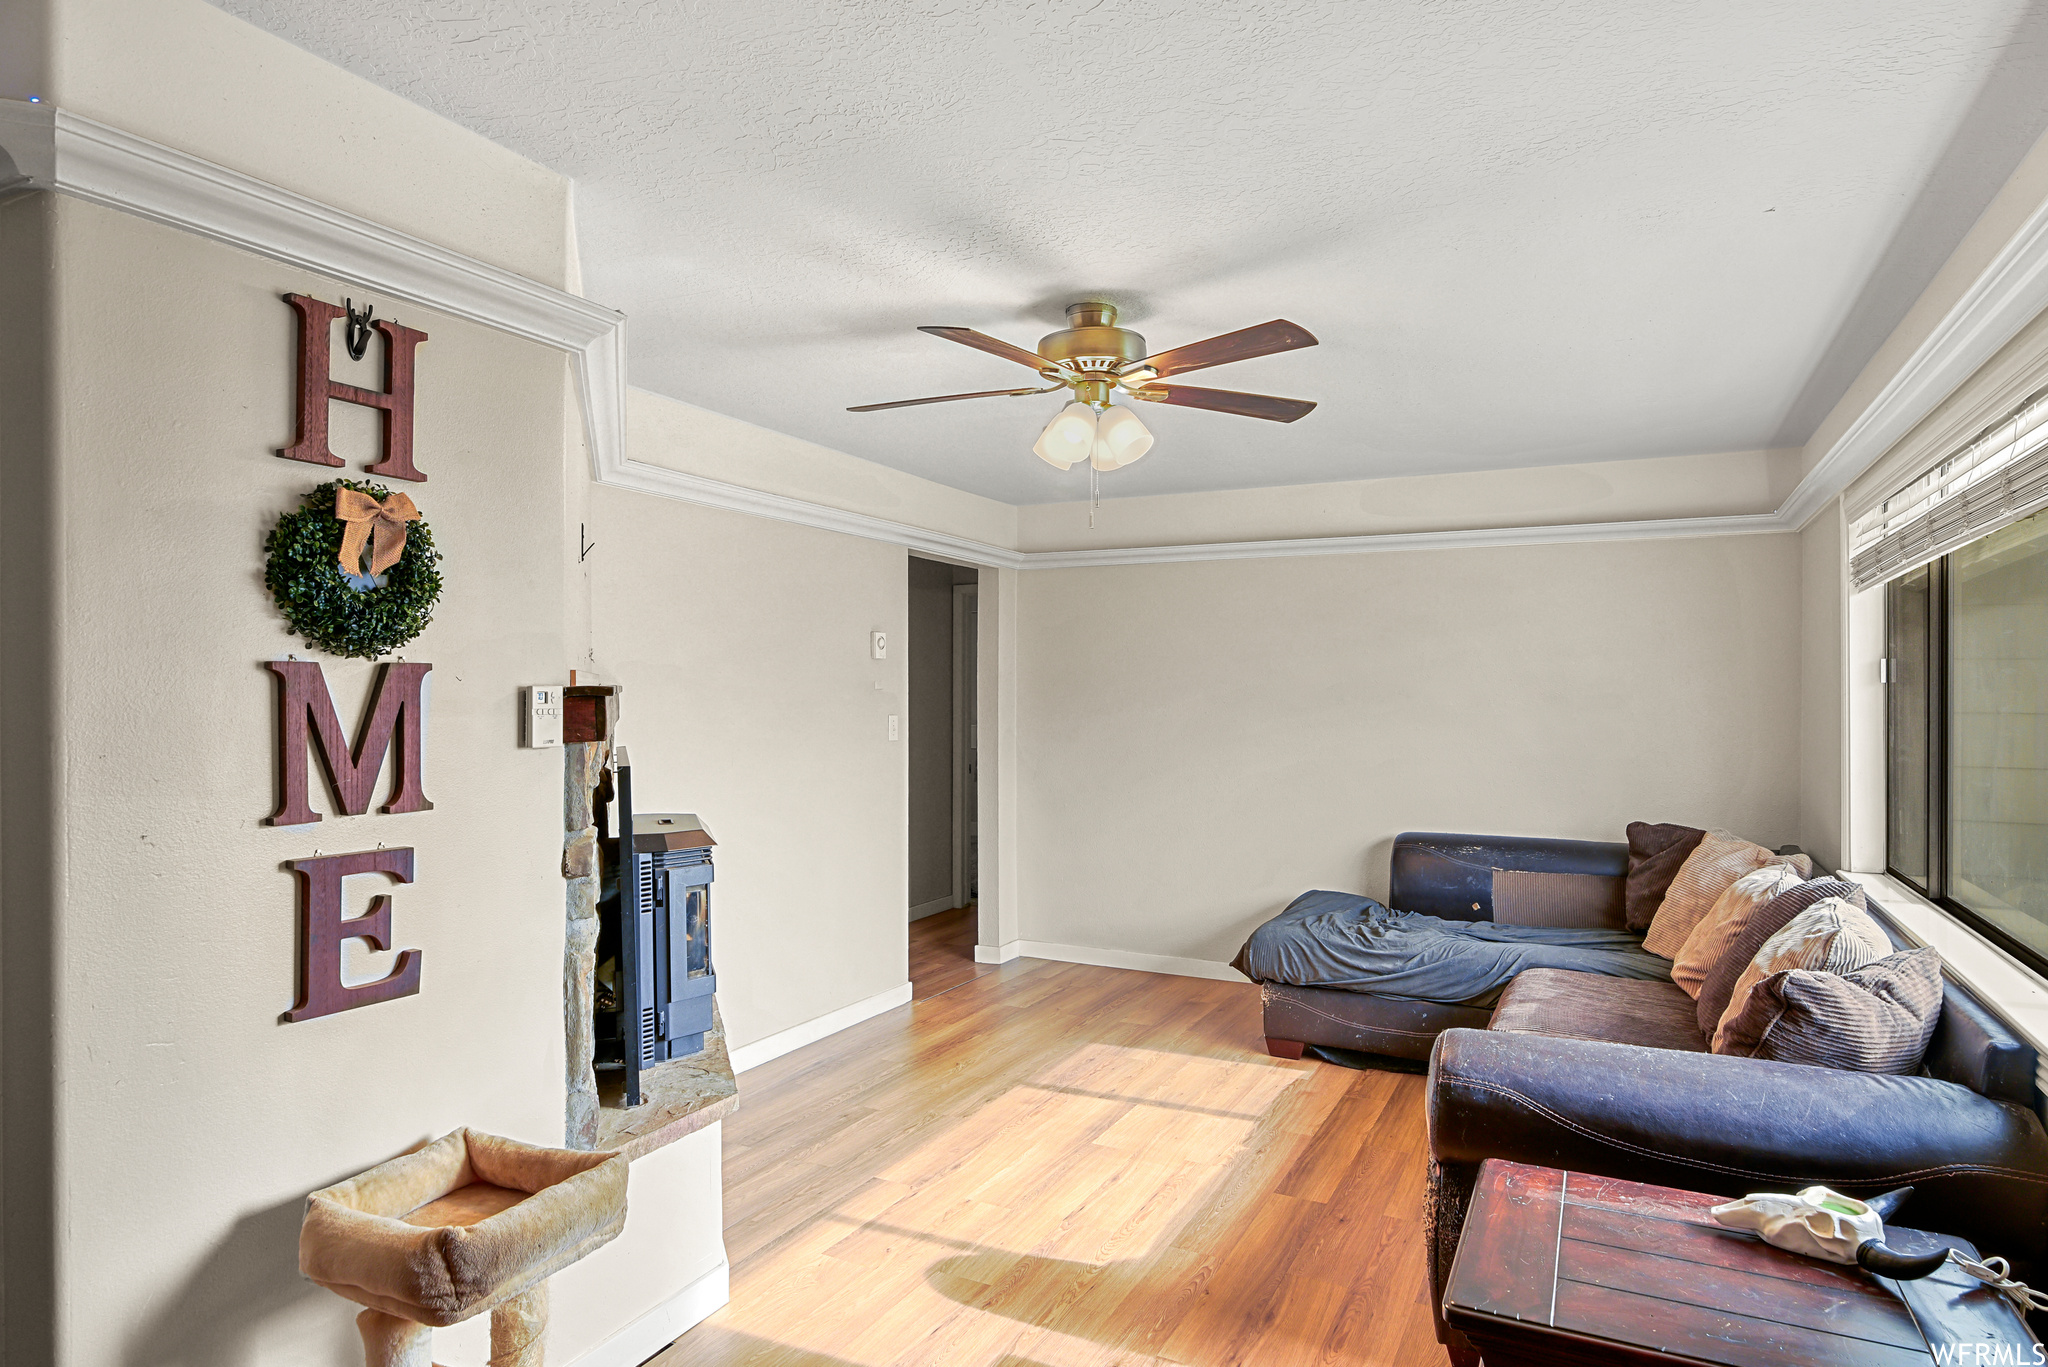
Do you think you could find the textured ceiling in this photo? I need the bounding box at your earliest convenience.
[212,1,2048,504]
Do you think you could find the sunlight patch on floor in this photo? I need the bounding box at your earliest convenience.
[691,1043,1308,1366]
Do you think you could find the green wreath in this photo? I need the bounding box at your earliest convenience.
[264,479,442,660]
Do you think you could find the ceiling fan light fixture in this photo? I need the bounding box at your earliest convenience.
[1089,404,1154,470]
[1033,402,1099,469]
[855,309,1319,480]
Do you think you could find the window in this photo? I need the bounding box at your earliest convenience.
[1887,505,2048,975]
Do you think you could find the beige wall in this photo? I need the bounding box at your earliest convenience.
[0,0,50,101]
[586,481,910,1050]
[1015,535,1805,966]
[626,387,1019,551]
[1799,499,1848,873]
[20,181,761,1367]
[1019,447,1800,552]
[977,567,1024,953]
[0,188,59,1365]
[29,196,723,1367]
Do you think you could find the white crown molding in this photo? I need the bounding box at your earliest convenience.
[1780,181,2048,531]
[593,447,1798,567]
[0,100,627,481]
[8,99,2033,567]
[1018,509,1791,567]
[592,448,1032,569]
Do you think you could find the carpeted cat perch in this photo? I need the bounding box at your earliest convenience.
[300,1128,628,1367]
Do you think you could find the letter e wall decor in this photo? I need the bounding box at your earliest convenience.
[286,848,422,1021]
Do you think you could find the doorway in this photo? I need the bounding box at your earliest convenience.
[907,556,991,1000]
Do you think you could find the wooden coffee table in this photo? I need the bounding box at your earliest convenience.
[1442,1160,2040,1366]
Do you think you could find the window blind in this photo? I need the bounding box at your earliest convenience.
[1849,384,2048,591]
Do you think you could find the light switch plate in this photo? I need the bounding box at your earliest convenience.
[871,630,888,660]
[523,685,564,748]
[888,714,899,741]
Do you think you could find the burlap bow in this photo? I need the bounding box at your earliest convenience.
[334,488,421,578]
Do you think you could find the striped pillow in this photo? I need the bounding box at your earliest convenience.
[1693,878,1868,1036]
[1648,833,1810,974]
[1659,859,1808,990]
[1711,948,1943,1072]
[1710,898,1892,1052]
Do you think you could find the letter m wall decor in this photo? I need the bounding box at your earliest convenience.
[267,661,433,825]
[279,294,429,482]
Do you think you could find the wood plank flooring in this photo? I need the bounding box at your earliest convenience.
[654,958,1440,1367]
[908,905,1004,1001]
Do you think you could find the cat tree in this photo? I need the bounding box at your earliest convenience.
[300,1128,628,1367]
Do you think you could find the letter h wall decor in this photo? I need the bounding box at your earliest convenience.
[279,293,428,482]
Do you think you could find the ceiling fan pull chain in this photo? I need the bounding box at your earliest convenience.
[1090,462,1099,528]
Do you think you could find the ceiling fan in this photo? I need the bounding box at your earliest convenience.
[848,302,1318,471]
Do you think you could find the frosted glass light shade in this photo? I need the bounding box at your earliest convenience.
[1090,405,1154,470]
[1033,403,1098,469]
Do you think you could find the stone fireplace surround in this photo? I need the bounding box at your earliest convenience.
[563,737,738,1158]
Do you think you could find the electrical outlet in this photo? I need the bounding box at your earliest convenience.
[871,630,888,660]
[888,714,899,741]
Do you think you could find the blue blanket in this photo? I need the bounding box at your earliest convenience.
[1232,889,1671,1007]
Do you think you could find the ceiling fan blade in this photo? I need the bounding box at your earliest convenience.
[848,385,1056,413]
[918,326,1058,372]
[1128,383,1316,423]
[1124,319,1318,380]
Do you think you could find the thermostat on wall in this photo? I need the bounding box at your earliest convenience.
[523,685,565,748]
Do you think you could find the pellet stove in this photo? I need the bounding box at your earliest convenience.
[593,750,716,1108]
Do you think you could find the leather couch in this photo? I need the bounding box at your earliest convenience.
[1259,832,2048,1366]
[1261,831,1637,1062]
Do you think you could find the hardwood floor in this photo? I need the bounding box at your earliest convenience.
[654,958,1440,1367]
[908,904,1004,1001]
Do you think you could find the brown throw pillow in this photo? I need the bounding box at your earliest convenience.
[1694,878,1868,1036]
[1711,948,1943,1072]
[1624,822,1706,931]
[1653,838,1812,972]
[1711,898,1893,1051]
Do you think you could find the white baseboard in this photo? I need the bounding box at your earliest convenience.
[566,1258,729,1367]
[728,982,912,1074]
[909,896,961,921]
[1008,941,1248,982]
[974,939,1021,964]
